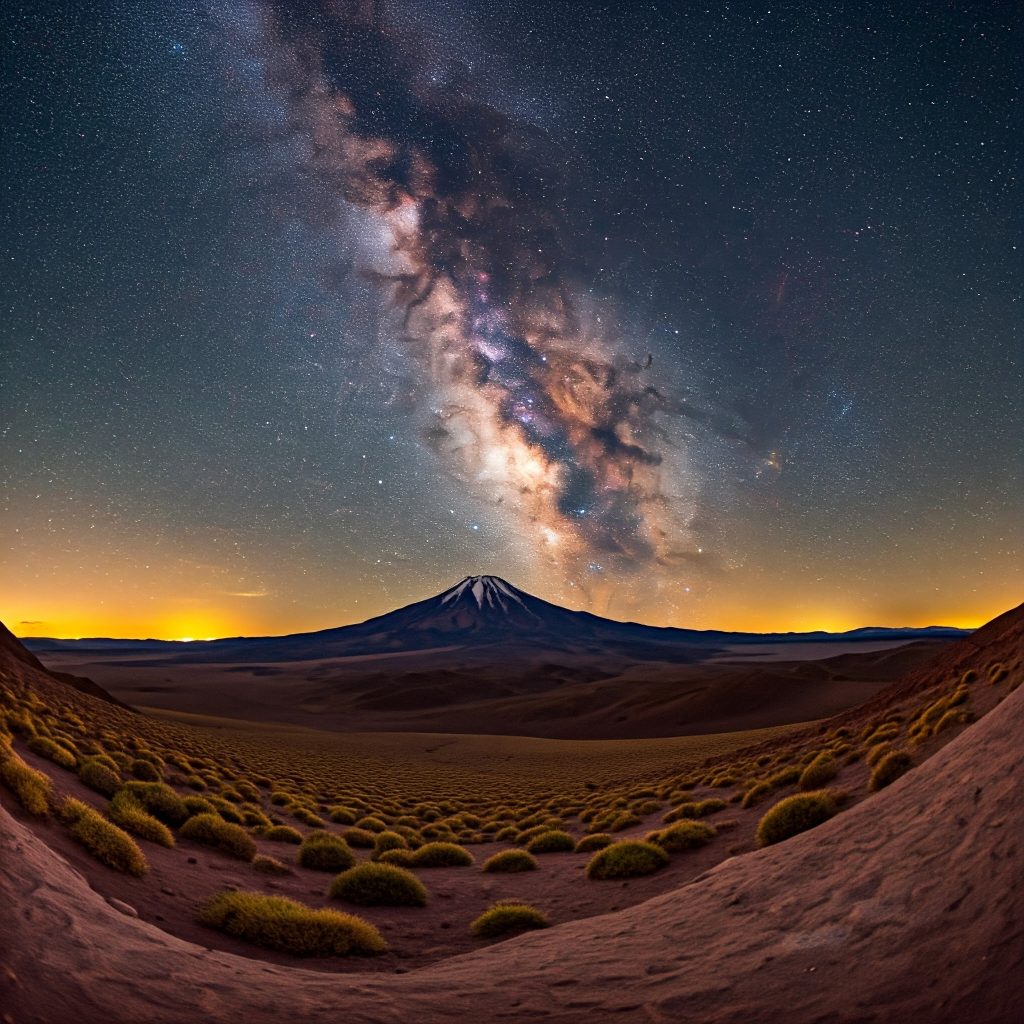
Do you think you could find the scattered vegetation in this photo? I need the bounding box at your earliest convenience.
[756,791,838,848]
[179,812,256,861]
[868,750,913,792]
[0,744,52,816]
[109,789,175,847]
[481,849,539,873]
[470,901,550,939]
[60,796,148,875]
[525,829,575,854]
[198,890,386,957]
[798,752,839,790]
[297,832,356,872]
[410,842,474,867]
[646,820,716,853]
[328,862,428,907]
[586,840,669,880]
[263,824,302,844]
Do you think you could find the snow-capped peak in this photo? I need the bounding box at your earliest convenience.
[440,575,527,613]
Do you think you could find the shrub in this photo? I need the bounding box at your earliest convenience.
[470,902,550,939]
[121,781,189,826]
[376,848,415,867]
[328,863,428,907]
[865,742,893,767]
[297,832,355,872]
[183,795,217,817]
[328,805,357,825]
[130,758,161,782]
[79,757,122,797]
[60,797,148,876]
[341,827,376,848]
[575,833,613,853]
[798,753,838,790]
[0,747,52,816]
[663,798,727,824]
[179,813,256,861]
[647,820,716,853]
[482,849,539,873]
[525,829,575,854]
[934,707,972,735]
[26,735,77,770]
[741,781,773,808]
[410,842,474,867]
[354,815,387,833]
[586,840,669,880]
[109,790,174,847]
[253,854,293,875]
[371,830,409,859]
[756,791,838,848]
[198,890,386,957]
[869,750,913,792]
[264,825,303,844]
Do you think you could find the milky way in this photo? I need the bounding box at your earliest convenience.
[253,0,702,580]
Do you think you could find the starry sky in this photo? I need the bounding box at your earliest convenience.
[2,0,1021,639]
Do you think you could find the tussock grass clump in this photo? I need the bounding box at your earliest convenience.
[79,758,122,797]
[575,833,612,853]
[183,794,217,817]
[109,790,174,847]
[130,758,162,781]
[376,848,415,867]
[756,791,838,848]
[264,824,303,844]
[121,781,189,826]
[586,840,668,880]
[328,862,428,907]
[470,901,550,939]
[663,798,727,824]
[410,841,474,867]
[341,827,376,848]
[253,854,292,875]
[26,735,77,770]
[371,830,409,859]
[741,781,773,808]
[198,890,386,957]
[798,752,838,790]
[865,742,893,767]
[0,746,52,816]
[297,832,356,872]
[647,820,716,853]
[61,797,148,875]
[179,812,256,861]
[327,805,357,825]
[482,849,539,873]
[868,750,913,792]
[525,829,575,854]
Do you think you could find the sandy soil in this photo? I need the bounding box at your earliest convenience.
[34,637,949,739]
[3,671,1021,1023]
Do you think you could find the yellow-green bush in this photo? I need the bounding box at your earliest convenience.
[61,797,148,876]
[109,790,174,847]
[198,890,386,957]
[482,849,539,873]
[586,840,668,880]
[756,791,838,848]
[470,901,549,939]
[410,841,473,867]
[264,824,303,844]
[0,745,52,816]
[328,862,428,906]
[26,735,77,770]
[79,757,122,797]
[574,832,613,853]
[525,829,575,854]
[179,812,256,861]
[121,781,188,826]
[647,820,716,853]
[297,832,356,872]
[868,750,913,792]
[798,752,838,790]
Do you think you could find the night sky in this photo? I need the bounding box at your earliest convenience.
[2,0,1021,639]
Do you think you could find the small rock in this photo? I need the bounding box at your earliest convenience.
[107,897,138,918]
[161,887,175,896]
[187,857,197,865]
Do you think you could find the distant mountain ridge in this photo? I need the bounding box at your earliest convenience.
[23,575,970,661]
